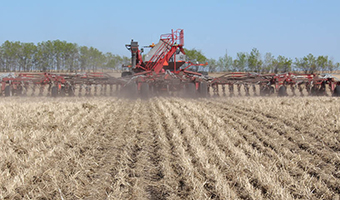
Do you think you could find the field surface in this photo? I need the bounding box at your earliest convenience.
[0,97,340,199]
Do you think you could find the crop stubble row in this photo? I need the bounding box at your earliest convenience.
[0,96,339,199]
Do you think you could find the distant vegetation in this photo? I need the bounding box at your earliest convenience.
[0,40,339,73]
[186,48,340,73]
[0,40,130,72]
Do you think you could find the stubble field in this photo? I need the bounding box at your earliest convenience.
[0,96,340,199]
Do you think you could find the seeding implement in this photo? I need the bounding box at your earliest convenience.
[0,29,339,97]
[211,72,340,97]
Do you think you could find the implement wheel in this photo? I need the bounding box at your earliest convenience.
[140,83,150,99]
[310,86,318,96]
[199,82,209,98]
[122,82,138,98]
[185,83,197,98]
[4,86,10,97]
[278,86,287,97]
[333,86,340,97]
[51,86,58,97]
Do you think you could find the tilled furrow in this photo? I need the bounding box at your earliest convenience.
[226,99,340,161]
[161,98,228,199]
[163,98,240,199]
[170,98,295,200]
[204,99,338,199]
[152,99,197,199]
[217,100,340,188]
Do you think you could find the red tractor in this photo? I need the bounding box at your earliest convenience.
[121,29,209,98]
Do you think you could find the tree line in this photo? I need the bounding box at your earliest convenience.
[186,48,339,73]
[0,40,130,72]
[0,40,338,73]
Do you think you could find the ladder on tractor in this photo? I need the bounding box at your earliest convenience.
[145,29,184,74]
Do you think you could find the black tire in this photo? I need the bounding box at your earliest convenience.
[51,86,58,97]
[269,86,275,95]
[4,86,10,97]
[60,87,66,96]
[199,82,209,97]
[333,86,340,97]
[140,83,150,99]
[310,86,318,96]
[121,71,133,77]
[69,86,75,96]
[278,86,287,97]
[185,83,197,98]
[16,86,23,96]
[260,86,266,96]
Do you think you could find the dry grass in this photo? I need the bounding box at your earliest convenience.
[0,96,340,199]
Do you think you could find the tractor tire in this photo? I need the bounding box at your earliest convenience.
[4,86,10,97]
[140,83,150,99]
[278,86,287,97]
[51,86,58,97]
[333,86,340,97]
[185,83,197,98]
[199,82,209,98]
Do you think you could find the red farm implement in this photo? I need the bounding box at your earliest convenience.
[211,72,340,97]
[0,29,339,98]
[0,72,123,97]
[120,29,209,98]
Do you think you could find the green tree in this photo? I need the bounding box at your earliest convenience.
[207,58,218,72]
[184,48,207,63]
[217,50,232,72]
[248,48,262,72]
[104,52,123,70]
[316,55,328,72]
[233,52,248,72]
[2,41,21,71]
[63,42,79,72]
[325,59,339,72]
[17,42,37,71]
[276,55,292,73]
[263,52,275,73]
[295,53,317,73]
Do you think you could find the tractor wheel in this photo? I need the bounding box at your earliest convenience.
[51,86,58,97]
[185,83,197,98]
[4,86,10,97]
[333,86,340,97]
[278,86,287,97]
[140,83,150,99]
[199,82,209,98]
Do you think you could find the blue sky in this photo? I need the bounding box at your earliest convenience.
[1,0,339,62]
